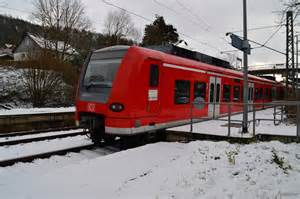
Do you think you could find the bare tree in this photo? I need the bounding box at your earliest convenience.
[103,10,140,44]
[21,50,75,107]
[32,0,91,60]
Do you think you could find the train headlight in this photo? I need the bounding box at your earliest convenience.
[109,103,124,112]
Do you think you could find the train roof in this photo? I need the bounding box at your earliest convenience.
[130,45,278,85]
[91,45,278,85]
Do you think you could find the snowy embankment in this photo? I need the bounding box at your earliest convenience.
[0,141,299,199]
[0,133,91,161]
[0,106,75,116]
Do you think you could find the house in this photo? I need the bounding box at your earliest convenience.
[0,44,14,60]
[13,32,78,61]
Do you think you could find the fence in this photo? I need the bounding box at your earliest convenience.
[189,100,300,140]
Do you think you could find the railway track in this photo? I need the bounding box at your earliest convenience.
[0,143,96,167]
[0,130,87,146]
[0,126,78,138]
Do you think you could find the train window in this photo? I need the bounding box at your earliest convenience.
[259,88,263,99]
[265,88,269,99]
[255,88,259,100]
[149,64,159,87]
[251,88,254,100]
[216,84,220,102]
[222,85,231,102]
[233,86,240,102]
[248,88,251,101]
[194,82,206,100]
[174,80,190,104]
[209,83,215,103]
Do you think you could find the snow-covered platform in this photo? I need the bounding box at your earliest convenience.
[0,107,75,116]
[168,108,297,140]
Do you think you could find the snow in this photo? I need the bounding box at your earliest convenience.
[0,141,299,198]
[27,33,78,55]
[169,108,297,137]
[0,134,91,161]
[0,129,83,142]
[0,106,75,116]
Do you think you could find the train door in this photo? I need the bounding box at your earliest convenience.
[208,76,221,118]
[147,59,161,115]
[248,82,254,111]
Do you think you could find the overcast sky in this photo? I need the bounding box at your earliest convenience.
[0,0,295,66]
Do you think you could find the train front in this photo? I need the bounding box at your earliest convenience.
[75,46,130,143]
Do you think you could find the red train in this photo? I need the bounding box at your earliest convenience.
[75,45,284,143]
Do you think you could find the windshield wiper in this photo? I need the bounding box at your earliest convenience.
[84,82,112,89]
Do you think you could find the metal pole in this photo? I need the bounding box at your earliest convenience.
[242,0,249,133]
[297,104,300,142]
[228,103,231,137]
[296,35,299,97]
[273,105,276,125]
[253,104,256,136]
[190,103,193,132]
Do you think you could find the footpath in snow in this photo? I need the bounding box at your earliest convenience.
[0,141,299,199]
[169,108,297,137]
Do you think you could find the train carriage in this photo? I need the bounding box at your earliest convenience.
[75,45,284,143]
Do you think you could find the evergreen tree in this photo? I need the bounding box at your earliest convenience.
[142,15,179,46]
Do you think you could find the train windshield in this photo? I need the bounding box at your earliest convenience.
[83,59,121,89]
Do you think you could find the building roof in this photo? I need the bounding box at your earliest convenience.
[27,32,78,55]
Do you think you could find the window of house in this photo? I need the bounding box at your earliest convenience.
[233,86,240,102]
[149,64,159,87]
[223,85,231,102]
[194,82,206,100]
[174,80,190,104]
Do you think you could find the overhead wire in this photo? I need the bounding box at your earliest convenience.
[152,0,235,52]
[175,0,211,30]
[101,0,223,53]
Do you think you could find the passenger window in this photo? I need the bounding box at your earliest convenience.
[265,88,268,99]
[216,84,220,102]
[255,88,259,100]
[149,64,159,87]
[209,83,215,103]
[194,82,206,100]
[259,88,263,99]
[223,85,231,102]
[248,88,251,101]
[233,86,240,102]
[174,80,190,104]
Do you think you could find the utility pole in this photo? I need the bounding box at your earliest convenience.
[227,0,250,133]
[242,0,249,133]
[286,11,295,96]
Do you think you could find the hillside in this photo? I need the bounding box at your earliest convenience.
[0,14,42,46]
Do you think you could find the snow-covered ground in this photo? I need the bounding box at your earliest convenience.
[0,129,83,142]
[0,106,75,116]
[0,134,91,160]
[0,141,299,199]
[169,108,297,137]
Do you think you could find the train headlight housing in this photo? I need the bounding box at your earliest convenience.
[109,103,124,112]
